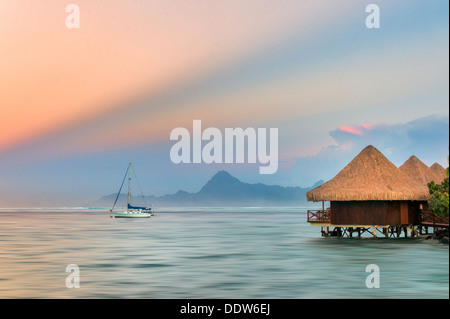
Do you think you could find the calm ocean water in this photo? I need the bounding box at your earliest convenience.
[0,208,448,299]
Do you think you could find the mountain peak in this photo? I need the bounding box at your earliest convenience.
[208,170,241,184]
[199,171,242,195]
[213,170,235,180]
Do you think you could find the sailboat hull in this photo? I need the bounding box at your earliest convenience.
[111,211,152,218]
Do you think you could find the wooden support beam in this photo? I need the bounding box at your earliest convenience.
[315,224,432,239]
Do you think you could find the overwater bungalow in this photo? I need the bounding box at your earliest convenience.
[399,156,444,186]
[306,145,431,238]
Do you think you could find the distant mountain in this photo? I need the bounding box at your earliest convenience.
[91,170,323,208]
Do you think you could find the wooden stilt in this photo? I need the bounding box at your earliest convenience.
[314,224,434,239]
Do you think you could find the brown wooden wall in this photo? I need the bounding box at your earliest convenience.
[330,201,426,226]
[408,201,426,225]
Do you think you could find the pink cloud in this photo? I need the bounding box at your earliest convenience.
[361,123,374,130]
[338,123,374,136]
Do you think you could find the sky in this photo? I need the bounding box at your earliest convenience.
[0,0,448,207]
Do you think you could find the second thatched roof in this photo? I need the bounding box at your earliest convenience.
[306,145,430,202]
[430,162,447,180]
[399,156,444,186]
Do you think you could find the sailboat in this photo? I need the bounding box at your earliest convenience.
[110,163,152,218]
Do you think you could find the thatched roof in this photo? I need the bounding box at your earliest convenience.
[399,156,444,186]
[306,145,429,202]
[430,163,447,180]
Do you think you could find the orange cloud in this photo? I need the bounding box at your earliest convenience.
[0,1,362,153]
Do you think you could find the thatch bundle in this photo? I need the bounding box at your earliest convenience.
[306,145,429,202]
[430,162,447,180]
[399,156,444,186]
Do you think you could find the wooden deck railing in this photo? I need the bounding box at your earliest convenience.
[307,209,331,223]
[419,210,449,228]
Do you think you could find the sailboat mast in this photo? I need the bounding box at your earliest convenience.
[127,162,131,207]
